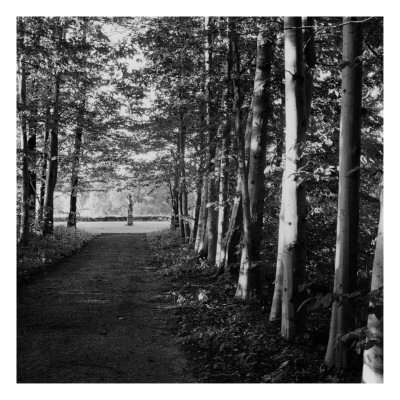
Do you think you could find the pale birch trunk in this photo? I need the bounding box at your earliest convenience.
[281,17,307,340]
[362,177,383,383]
[325,17,362,368]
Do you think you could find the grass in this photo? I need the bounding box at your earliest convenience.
[17,226,93,284]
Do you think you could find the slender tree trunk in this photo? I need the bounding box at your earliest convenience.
[28,117,37,221]
[216,19,232,270]
[270,17,314,322]
[325,17,362,368]
[17,20,29,244]
[362,177,383,383]
[229,18,253,301]
[221,174,243,271]
[281,17,307,340]
[38,106,50,224]
[67,96,86,228]
[42,73,60,236]
[190,166,202,245]
[43,23,62,236]
[203,17,218,263]
[179,112,190,242]
[195,177,209,254]
[220,101,253,271]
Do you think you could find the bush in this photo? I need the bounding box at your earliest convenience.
[17,226,93,284]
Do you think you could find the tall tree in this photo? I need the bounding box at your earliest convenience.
[234,20,274,301]
[67,19,88,228]
[280,17,307,340]
[215,19,233,269]
[325,17,363,368]
[42,20,63,236]
[204,17,218,263]
[17,18,30,244]
[270,17,315,322]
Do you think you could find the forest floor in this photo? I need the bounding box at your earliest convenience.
[17,233,194,383]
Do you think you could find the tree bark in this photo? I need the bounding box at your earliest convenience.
[17,19,29,244]
[179,112,190,242]
[229,18,253,301]
[325,17,362,368]
[220,103,253,271]
[281,17,307,340]
[216,21,232,269]
[28,116,37,221]
[67,96,86,228]
[203,17,218,263]
[37,106,50,224]
[246,24,274,297]
[195,177,209,253]
[362,177,383,383]
[43,22,63,236]
[270,17,314,322]
[68,20,88,228]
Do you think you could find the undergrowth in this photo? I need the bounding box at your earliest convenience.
[17,226,93,284]
[147,229,362,383]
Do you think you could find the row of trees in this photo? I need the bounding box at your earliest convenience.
[132,17,382,381]
[17,17,383,382]
[17,17,145,241]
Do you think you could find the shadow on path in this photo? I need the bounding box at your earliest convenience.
[17,233,193,383]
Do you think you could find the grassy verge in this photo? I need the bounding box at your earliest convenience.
[147,229,362,383]
[17,226,94,284]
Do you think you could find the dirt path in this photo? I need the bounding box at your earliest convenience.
[17,233,193,383]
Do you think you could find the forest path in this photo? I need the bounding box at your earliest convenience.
[17,233,193,383]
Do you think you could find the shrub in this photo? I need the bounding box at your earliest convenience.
[17,226,93,284]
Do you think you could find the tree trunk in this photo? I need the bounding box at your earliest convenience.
[216,19,232,270]
[28,117,37,221]
[203,17,218,264]
[269,175,286,321]
[37,106,50,224]
[195,177,209,253]
[207,144,219,263]
[220,174,243,271]
[179,112,190,242]
[220,101,253,271]
[325,17,362,368]
[246,24,274,298]
[281,17,307,340]
[270,17,314,322]
[362,177,383,383]
[229,18,253,301]
[67,96,86,228]
[17,20,29,244]
[190,169,202,245]
[43,23,63,236]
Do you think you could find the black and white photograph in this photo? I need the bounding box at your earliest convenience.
[9,3,392,394]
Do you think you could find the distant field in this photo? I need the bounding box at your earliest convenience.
[54,220,170,234]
